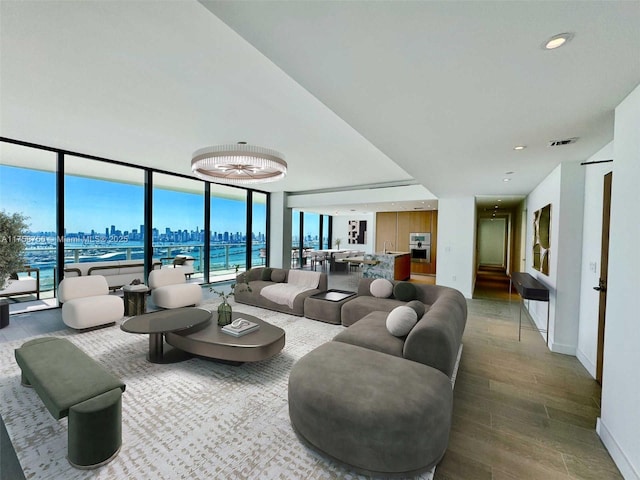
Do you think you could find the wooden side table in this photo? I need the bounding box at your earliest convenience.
[122,284,149,316]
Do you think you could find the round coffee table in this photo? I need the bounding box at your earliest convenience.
[165,311,285,364]
[121,307,211,363]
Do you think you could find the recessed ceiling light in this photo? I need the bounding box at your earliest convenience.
[503,178,511,182]
[494,205,499,209]
[543,32,574,50]
[498,199,502,202]
[514,145,526,151]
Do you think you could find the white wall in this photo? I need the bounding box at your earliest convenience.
[478,217,506,266]
[436,197,476,298]
[268,192,290,268]
[598,84,640,480]
[525,165,560,345]
[525,162,585,354]
[331,213,375,253]
[576,142,614,377]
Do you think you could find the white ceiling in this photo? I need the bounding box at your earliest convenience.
[1,1,639,214]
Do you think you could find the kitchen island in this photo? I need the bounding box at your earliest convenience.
[362,252,411,281]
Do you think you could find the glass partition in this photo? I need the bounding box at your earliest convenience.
[0,143,57,304]
[152,173,205,282]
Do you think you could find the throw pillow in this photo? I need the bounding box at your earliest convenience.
[406,300,426,319]
[370,278,393,298]
[393,281,416,301]
[261,268,273,281]
[247,268,263,281]
[271,269,287,283]
[386,306,418,337]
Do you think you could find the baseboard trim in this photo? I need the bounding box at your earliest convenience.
[597,417,640,480]
[550,342,576,356]
[576,348,596,378]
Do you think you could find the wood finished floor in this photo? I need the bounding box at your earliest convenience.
[435,276,621,479]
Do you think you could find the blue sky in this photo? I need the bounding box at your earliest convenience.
[0,165,265,234]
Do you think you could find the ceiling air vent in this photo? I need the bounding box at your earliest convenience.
[548,137,579,147]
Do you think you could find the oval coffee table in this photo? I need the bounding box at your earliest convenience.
[121,307,211,363]
[165,311,285,364]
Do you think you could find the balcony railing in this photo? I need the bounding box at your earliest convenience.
[19,242,266,294]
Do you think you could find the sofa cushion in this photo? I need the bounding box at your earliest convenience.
[244,268,261,282]
[406,300,426,319]
[386,306,418,337]
[393,281,416,301]
[341,296,407,327]
[271,269,286,283]
[58,275,109,302]
[370,278,393,298]
[288,341,453,475]
[333,311,404,358]
[261,268,273,281]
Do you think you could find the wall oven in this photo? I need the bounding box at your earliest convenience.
[409,232,431,263]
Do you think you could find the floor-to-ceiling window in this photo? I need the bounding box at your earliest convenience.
[152,173,205,281]
[64,156,145,271]
[210,184,247,278]
[251,192,267,267]
[1,137,271,305]
[0,143,57,305]
[322,214,330,249]
[291,209,301,267]
[303,212,320,250]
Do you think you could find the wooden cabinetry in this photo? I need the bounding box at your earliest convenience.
[375,212,398,251]
[375,210,438,275]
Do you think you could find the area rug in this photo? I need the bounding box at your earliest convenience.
[0,303,442,480]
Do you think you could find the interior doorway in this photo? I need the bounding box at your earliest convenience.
[596,172,612,385]
[474,216,510,300]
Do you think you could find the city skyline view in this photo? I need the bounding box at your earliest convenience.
[1,164,266,235]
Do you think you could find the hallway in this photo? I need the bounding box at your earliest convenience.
[473,266,515,302]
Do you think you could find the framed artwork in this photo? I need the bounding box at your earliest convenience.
[348,220,367,244]
[532,204,551,275]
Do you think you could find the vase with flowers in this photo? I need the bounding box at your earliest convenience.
[209,265,251,326]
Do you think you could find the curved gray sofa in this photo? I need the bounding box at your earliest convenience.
[234,267,327,316]
[341,277,463,327]
[288,282,467,476]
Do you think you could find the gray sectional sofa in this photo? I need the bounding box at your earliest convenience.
[288,279,467,476]
[235,267,327,316]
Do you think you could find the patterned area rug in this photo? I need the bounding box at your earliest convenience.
[1,303,442,480]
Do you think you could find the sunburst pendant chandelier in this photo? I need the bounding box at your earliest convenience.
[191,142,287,185]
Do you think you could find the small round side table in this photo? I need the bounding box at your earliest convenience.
[122,284,149,316]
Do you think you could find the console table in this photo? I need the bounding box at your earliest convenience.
[510,272,550,342]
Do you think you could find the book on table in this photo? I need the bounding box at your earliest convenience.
[221,318,260,337]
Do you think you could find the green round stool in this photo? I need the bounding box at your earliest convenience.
[67,388,122,469]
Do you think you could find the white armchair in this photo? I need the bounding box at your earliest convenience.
[149,268,202,309]
[58,275,123,330]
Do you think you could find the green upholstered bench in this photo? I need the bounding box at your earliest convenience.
[14,337,126,469]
